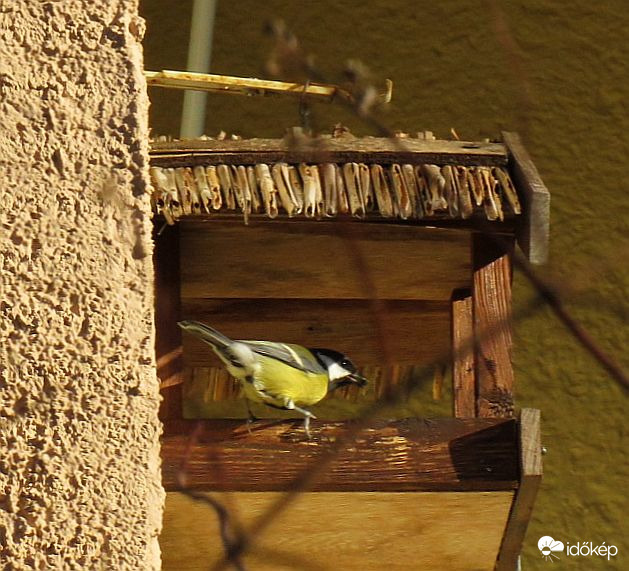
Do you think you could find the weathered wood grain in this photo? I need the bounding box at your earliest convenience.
[151,137,508,167]
[181,298,450,366]
[473,235,515,418]
[496,408,542,570]
[162,491,514,571]
[502,132,550,265]
[180,220,471,300]
[452,291,476,417]
[161,418,519,491]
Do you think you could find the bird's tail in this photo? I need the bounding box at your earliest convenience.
[178,320,233,351]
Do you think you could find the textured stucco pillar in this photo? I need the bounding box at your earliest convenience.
[0,1,163,568]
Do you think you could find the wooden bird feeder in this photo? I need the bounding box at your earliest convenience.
[152,130,549,570]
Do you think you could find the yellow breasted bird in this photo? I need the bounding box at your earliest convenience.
[178,320,368,436]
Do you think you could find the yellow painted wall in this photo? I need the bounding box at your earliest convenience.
[142,1,628,568]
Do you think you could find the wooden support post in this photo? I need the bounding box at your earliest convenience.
[473,234,515,418]
[452,290,475,417]
[502,132,550,265]
[154,221,183,419]
[496,408,543,570]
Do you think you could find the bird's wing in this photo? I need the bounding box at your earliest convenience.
[240,341,325,374]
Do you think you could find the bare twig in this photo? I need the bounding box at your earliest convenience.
[177,20,627,570]
[339,224,394,372]
[264,18,628,394]
[485,0,535,140]
[176,422,247,571]
[264,19,395,138]
[510,246,629,392]
[178,488,247,571]
[210,291,549,571]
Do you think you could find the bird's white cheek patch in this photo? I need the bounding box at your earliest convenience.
[327,362,350,381]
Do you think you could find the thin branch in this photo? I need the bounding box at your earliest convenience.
[510,246,629,392]
[265,18,629,394]
[176,422,248,571]
[179,21,627,570]
[485,0,534,140]
[339,223,394,372]
[210,292,548,571]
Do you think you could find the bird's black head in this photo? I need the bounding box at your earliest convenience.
[310,348,368,392]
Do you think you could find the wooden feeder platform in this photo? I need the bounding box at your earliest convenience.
[152,130,549,570]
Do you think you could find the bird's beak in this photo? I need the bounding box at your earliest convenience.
[348,372,368,387]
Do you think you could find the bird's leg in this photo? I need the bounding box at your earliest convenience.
[285,399,316,438]
[245,399,257,434]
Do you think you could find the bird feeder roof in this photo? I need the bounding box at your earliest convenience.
[148,131,549,263]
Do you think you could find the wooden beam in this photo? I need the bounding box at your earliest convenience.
[496,409,542,570]
[473,235,515,418]
[154,222,183,389]
[451,291,476,417]
[502,132,550,265]
[181,298,450,366]
[180,220,471,300]
[165,213,517,233]
[150,137,508,168]
[161,418,519,492]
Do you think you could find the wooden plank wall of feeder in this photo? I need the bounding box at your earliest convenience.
[496,409,543,570]
[154,223,184,420]
[161,417,522,570]
[473,234,515,418]
[502,131,550,265]
[149,134,527,407]
[451,290,475,417]
[180,222,471,300]
[162,417,519,490]
[171,491,514,571]
[150,136,509,166]
[178,220,472,402]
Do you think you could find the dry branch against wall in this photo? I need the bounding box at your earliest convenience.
[202,297,548,571]
[156,19,628,571]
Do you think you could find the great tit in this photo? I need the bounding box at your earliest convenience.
[178,320,368,436]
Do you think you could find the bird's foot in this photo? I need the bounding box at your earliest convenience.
[245,400,258,434]
[285,400,317,439]
[303,415,313,439]
[296,407,317,439]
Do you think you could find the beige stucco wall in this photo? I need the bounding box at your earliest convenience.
[0,1,163,568]
[143,1,628,569]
